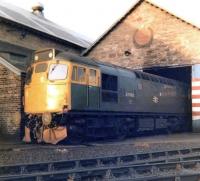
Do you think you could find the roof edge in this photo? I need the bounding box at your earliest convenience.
[0,17,88,49]
[145,0,200,32]
[82,0,200,56]
[81,0,142,56]
[0,56,22,75]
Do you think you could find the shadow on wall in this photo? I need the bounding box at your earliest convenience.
[0,72,26,142]
[0,113,21,141]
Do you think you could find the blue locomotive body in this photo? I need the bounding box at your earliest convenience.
[96,63,191,134]
[63,52,191,139]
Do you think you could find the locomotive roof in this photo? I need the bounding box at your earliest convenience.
[54,51,187,86]
[56,52,99,67]
[56,51,132,71]
[56,51,129,69]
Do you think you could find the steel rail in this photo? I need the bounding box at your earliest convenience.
[1,147,200,180]
[1,159,200,180]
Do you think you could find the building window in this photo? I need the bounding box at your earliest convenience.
[9,53,27,69]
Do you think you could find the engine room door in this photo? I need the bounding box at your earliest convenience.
[88,68,100,109]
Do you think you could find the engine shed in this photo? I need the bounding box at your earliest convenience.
[83,0,200,132]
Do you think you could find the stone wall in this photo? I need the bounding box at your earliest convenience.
[0,64,24,140]
[87,1,200,69]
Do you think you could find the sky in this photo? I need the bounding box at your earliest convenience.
[1,0,135,42]
[1,0,200,43]
[149,0,200,29]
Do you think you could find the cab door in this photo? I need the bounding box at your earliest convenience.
[88,68,100,109]
[71,65,88,109]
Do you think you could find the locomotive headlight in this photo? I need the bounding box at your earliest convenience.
[34,55,39,61]
[48,52,53,58]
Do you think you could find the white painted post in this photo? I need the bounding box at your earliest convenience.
[192,64,200,132]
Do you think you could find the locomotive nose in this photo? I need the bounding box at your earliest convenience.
[46,84,67,111]
[25,83,67,113]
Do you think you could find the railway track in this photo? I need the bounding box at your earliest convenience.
[1,147,200,181]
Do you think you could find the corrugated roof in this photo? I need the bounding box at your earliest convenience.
[0,1,90,48]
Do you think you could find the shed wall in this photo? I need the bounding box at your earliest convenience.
[87,1,200,69]
[0,64,24,140]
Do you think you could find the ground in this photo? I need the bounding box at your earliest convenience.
[1,133,200,165]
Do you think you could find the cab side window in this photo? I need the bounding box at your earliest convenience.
[89,69,97,85]
[72,65,86,83]
[72,66,77,81]
[35,63,48,73]
[77,67,86,82]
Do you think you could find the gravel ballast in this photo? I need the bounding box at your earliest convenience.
[1,133,200,166]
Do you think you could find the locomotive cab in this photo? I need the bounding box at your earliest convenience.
[23,49,101,144]
[24,49,72,144]
[25,60,70,113]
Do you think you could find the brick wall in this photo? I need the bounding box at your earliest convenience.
[87,1,200,69]
[0,64,24,140]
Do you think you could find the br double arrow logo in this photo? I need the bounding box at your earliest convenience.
[153,96,159,103]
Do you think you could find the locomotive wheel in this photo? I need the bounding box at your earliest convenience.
[66,125,85,145]
[67,134,84,144]
[21,115,37,144]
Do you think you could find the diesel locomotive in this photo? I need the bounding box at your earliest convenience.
[23,48,191,144]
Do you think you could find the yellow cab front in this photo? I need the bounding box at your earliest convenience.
[24,60,70,114]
